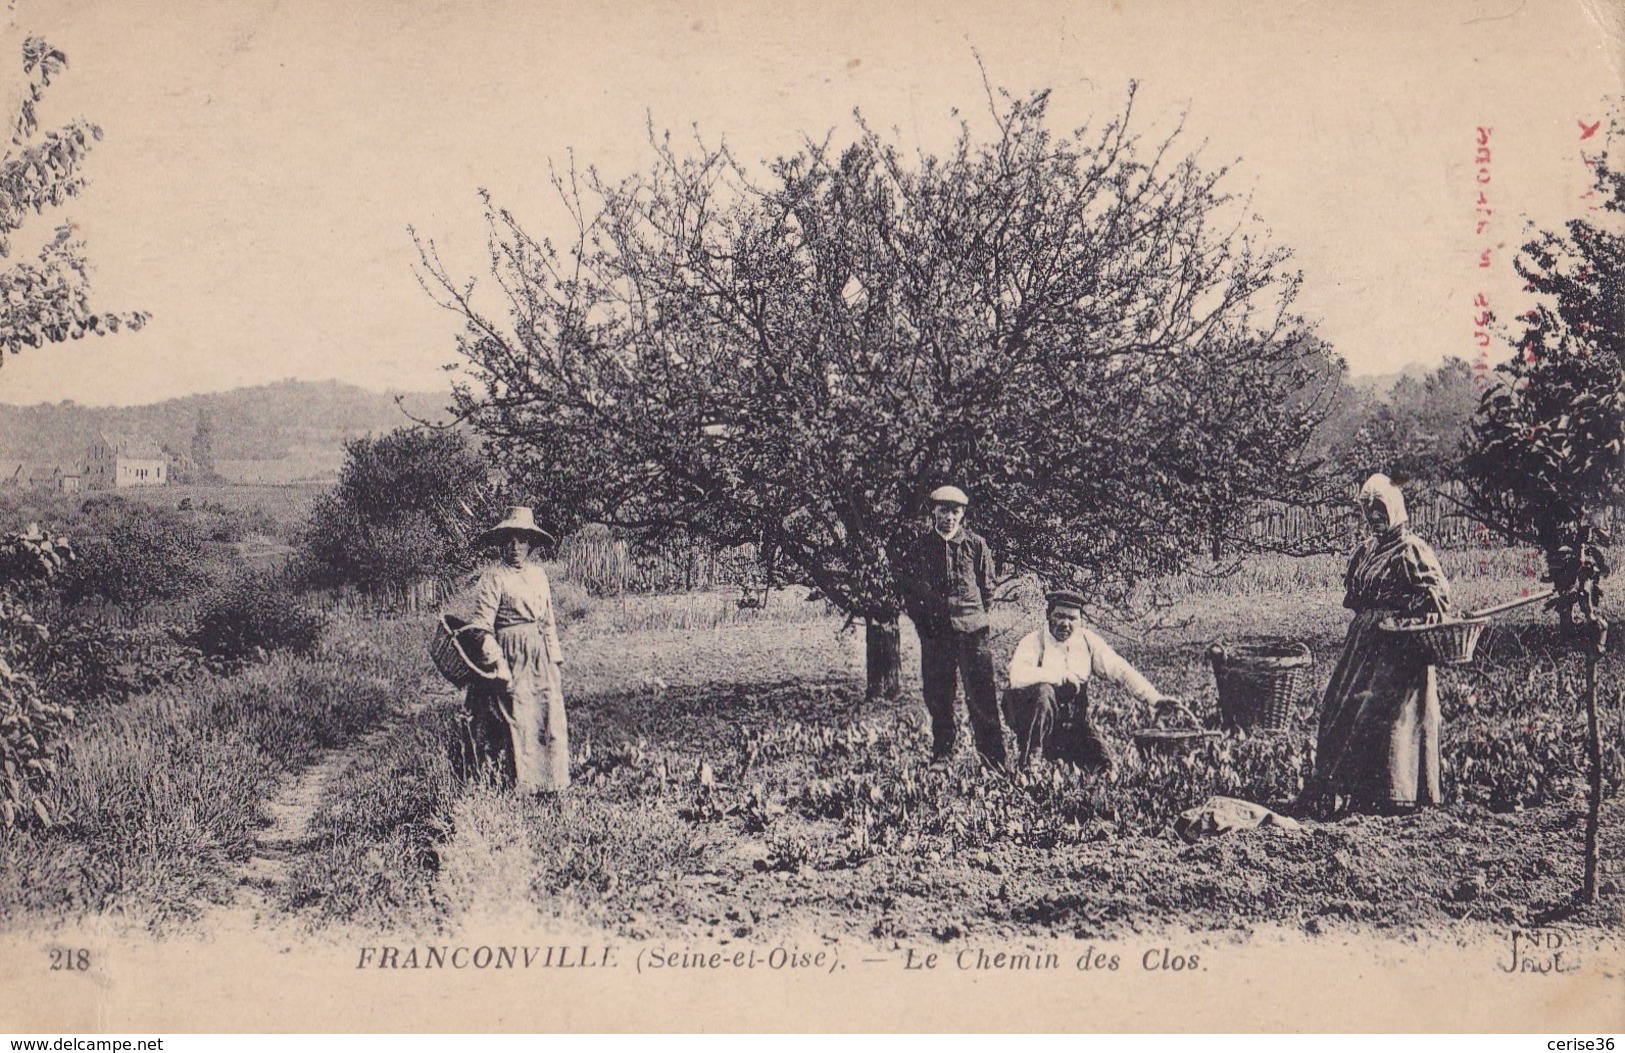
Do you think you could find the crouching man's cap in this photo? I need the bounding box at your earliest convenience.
[928,485,970,507]
[1045,590,1087,614]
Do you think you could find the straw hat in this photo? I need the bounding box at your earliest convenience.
[477,506,555,546]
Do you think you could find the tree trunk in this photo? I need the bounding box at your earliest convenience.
[865,617,904,706]
[1582,636,1604,904]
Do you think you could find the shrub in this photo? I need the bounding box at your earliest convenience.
[299,427,507,601]
[194,500,281,544]
[0,528,77,831]
[191,572,325,665]
[62,501,232,613]
[28,617,208,708]
[0,596,69,830]
[0,492,79,539]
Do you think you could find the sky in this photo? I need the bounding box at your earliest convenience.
[0,0,1616,407]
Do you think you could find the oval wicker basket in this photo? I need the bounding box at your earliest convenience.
[428,614,504,688]
[1207,640,1313,733]
[1378,617,1489,666]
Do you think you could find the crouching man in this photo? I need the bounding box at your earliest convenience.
[1003,590,1174,772]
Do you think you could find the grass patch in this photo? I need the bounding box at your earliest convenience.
[434,789,711,926]
[274,701,460,930]
[1145,547,1551,603]
[0,616,424,930]
[575,588,837,636]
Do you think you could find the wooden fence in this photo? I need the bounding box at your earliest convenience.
[1241,484,1612,555]
[1245,482,1525,552]
[306,577,464,616]
[558,525,761,596]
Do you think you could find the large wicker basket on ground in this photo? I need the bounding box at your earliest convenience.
[1378,617,1489,666]
[428,613,503,688]
[1207,639,1313,733]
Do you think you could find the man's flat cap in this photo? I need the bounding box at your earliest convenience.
[928,485,970,507]
[1045,589,1087,613]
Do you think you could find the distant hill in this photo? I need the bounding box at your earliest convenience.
[0,380,456,484]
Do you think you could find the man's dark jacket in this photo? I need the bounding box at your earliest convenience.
[894,527,996,637]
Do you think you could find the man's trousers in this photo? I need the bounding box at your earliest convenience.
[918,627,1007,767]
[1001,681,1115,771]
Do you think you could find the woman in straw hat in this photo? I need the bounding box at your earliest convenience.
[462,506,570,792]
[1304,474,1454,818]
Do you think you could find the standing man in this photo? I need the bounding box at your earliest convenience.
[895,485,1008,770]
[1002,590,1175,773]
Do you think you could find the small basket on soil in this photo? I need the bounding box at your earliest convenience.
[429,614,504,687]
[1207,639,1313,734]
[1131,727,1223,756]
[1131,699,1221,757]
[1378,617,1488,666]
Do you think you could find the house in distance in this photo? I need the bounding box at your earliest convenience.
[85,433,169,489]
[0,460,82,494]
[28,464,82,493]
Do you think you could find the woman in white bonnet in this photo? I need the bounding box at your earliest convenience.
[462,506,569,793]
[1305,474,1454,818]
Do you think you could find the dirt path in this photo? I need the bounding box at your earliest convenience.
[224,686,446,927]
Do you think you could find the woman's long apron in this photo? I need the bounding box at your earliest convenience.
[1313,608,1441,809]
[464,622,569,792]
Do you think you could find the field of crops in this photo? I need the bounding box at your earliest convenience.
[4,545,1615,943]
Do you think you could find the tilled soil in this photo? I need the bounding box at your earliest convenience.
[583,787,1623,947]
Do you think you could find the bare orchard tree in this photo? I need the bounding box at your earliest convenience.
[417,85,1338,701]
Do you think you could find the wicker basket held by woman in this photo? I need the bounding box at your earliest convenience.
[1377,590,1554,665]
[429,613,506,688]
[1378,616,1487,666]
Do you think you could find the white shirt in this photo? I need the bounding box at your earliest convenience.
[1006,625,1163,704]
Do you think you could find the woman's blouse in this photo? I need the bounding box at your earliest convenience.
[468,562,564,663]
[1343,526,1452,619]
